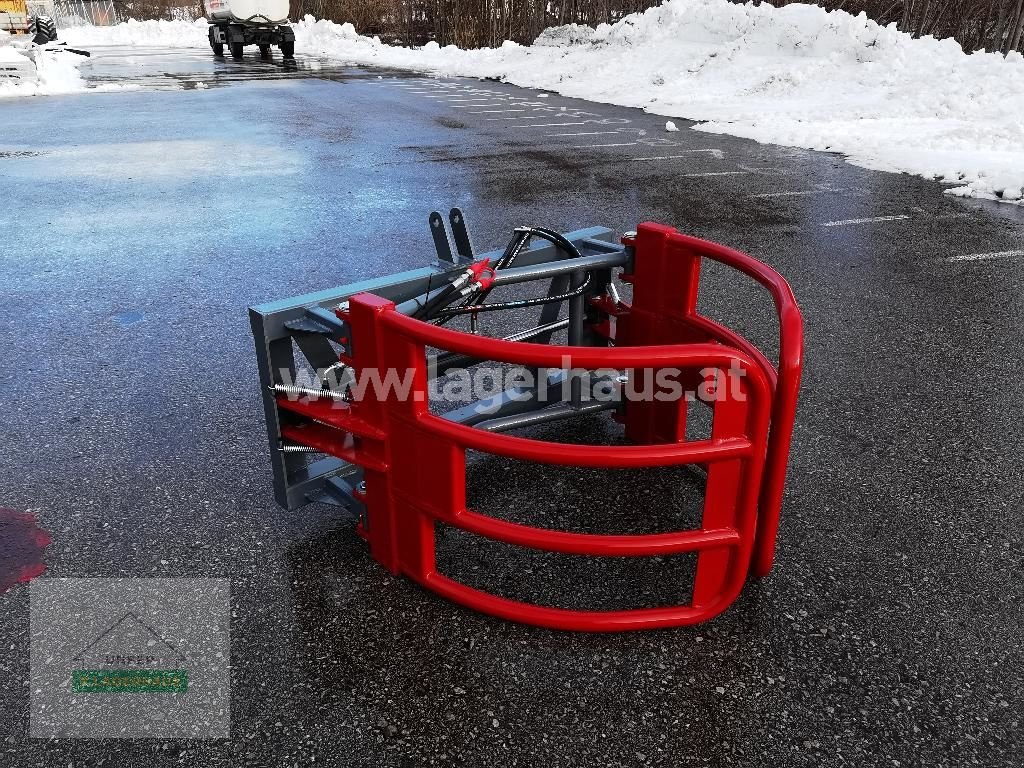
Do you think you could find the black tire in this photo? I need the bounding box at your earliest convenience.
[230,41,244,60]
[31,16,56,44]
[280,40,294,59]
[259,44,270,57]
[211,41,224,56]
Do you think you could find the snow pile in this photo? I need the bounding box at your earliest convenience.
[533,24,596,47]
[0,44,25,62]
[62,0,1024,203]
[62,18,209,48]
[0,45,91,99]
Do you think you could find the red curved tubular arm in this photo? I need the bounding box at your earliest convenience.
[650,228,804,576]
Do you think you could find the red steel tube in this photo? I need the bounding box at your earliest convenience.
[664,232,804,577]
[383,311,761,371]
[424,572,737,632]
[419,417,754,468]
[448,508,742,556]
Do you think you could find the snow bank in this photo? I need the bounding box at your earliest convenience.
[0,45,91,99]
[62,18,210,48]
[61,1,1024,203]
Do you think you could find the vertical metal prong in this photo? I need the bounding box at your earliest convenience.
[429,211,455,265]
[449,207,475,262]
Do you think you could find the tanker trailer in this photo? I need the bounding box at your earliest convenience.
[204,0,295,60]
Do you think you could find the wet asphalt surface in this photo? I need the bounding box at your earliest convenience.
[1,45,1023,766]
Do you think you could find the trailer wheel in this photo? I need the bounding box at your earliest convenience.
[211,41,224,56]
[259,44,270,57]
[280,40,294,59]
[230,41,244,60]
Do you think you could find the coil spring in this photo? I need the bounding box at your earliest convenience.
[278,444,320,453]
[271,384,349,402]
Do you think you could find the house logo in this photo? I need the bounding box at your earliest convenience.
[70,611,189,693]
[31,578,230,738]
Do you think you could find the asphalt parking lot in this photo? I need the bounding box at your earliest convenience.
[1,46,1022,766]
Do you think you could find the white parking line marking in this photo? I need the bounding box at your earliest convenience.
[427,95,505,100]
[572,142,639,148]
[822,215,911,227]
[470,109,528,114]
[486,116,554,121]
[678,171,748,177]
[632,151,725,161]
[511,121,600,127]
[545,131,624,137]
[750,189,844,198]
[945,250,1024,263]
[736,164,799,176]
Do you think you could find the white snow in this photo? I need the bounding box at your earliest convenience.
[53,0,1024,204]
[0,45,25,62]
[665,121,679,132]
[0,45,91,99]
[62,18,210,48]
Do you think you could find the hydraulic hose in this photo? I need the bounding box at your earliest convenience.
[429,226,589,320]
[435,272,592,316]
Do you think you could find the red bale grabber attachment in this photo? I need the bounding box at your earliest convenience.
[250,211,804,632]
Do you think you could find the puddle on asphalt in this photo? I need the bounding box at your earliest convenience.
[79,48,422,92]
[0,508,52,593]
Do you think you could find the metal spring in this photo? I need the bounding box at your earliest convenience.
[607,281,622,305]
[278,444,320,453]
[271,384,348,402]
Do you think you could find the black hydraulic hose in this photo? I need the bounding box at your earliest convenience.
[526,226,585,261]
[432,226,588,320]
[438,228,530,321]
[415,276,466,319]
[413,259,493,319]
[435,272,592,316]
[465,227,581,308]
[494,226,584,279]
[421,225,591,322]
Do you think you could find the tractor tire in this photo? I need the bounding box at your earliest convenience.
[280,40,294,59]
[230,41,244,60]
[259,44,270,57]
[31,16,57,45]
[211,41,224,57]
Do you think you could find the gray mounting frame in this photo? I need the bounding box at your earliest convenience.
[249,219,627,515]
